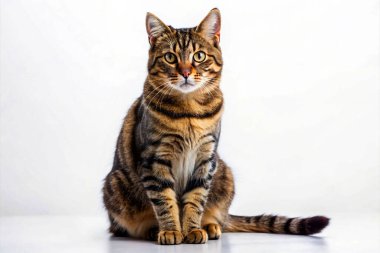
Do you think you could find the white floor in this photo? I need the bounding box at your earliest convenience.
[1,213,379,253]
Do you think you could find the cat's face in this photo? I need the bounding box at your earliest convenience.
[146,9,222,94]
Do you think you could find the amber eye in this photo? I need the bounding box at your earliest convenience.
[193,51,206,63]
[164,53,177,64]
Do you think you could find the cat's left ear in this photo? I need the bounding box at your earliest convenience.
[146,12,171,45]
[196,8,221,44]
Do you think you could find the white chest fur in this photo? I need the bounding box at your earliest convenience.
[172,146,197,194]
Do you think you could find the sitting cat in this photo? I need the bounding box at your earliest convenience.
[102,8,329,245]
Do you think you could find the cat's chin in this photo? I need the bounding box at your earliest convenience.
[172,83,200,94]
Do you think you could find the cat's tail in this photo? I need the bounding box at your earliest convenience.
[223,214,329,235]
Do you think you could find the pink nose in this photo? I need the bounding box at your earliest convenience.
[182,69,190,78]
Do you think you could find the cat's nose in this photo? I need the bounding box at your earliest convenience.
[182,69,190,78]
[178,63,191,78]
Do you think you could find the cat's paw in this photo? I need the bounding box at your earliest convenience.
[157,230,183,245]
[184,228,208,244]
[204,223,221,240]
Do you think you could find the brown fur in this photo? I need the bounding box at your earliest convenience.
[102,8,329,245]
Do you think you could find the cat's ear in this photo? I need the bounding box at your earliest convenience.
[146,12,171,45]
[196,8,221,43]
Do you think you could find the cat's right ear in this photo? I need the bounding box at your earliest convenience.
[146,12,170,46]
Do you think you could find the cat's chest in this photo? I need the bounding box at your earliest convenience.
[171,139,200,194]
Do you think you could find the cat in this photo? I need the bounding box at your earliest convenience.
[102,8,329,245]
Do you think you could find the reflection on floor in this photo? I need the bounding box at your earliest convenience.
[0,213,379,253]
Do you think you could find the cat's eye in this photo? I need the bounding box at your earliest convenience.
[164,53,177,64]
[193,51,206,63]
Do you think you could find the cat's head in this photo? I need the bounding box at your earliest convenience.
[146,8,222,94]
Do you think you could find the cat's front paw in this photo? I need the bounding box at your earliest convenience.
[204,223,221,240]
[184,228,208,244]
[157,230,183,245]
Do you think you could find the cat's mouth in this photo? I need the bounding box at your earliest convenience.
[180,82,195,88]
[171,78,200,93]
[177,81,199,93]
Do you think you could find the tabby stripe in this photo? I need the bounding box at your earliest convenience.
[188,216,199,226]
[150,198,165,206]
[176,31,183,49]
[148,55,163,71]
[184,178,209,193]
[141,175,159,182]
[184,201,199,210]
[130,98,142,167]
[188,225,198,230]
[161,133,185,142]
[207,69,220,74]
[209,159,217,172]
[115,175,129,199]
[147,142,181,154]
[104,196,121,214]
[254,215,264,225]
[158,209,169,217]
[167,140,184,152]
[269,216,277,233]
[206,54,222,66]
[173,42,178,52]
[141,157,172,168]
[284,218,295,234]
[141,175,174,189]
[144,185,162,192]
[200,133,215,139]
[203,140,216,146]
[161,95,179,106]
[195,155,215,171]
[148,100,223,119]
[149,115,179,133]
[118,168,132,183]
[105,180,114,196]
[163,221,175,228]
[151,138,183,153]
[185,32,192,48]
[195,93,217,106]
[191,41,197,52]
[153,157,172,167]
[149,71,159,76]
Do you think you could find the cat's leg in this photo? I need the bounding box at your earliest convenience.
[181,141,220,244]
[201,158,235,240]
[103,169,159,240]
[139,150,183,245]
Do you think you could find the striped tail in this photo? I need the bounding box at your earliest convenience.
[223,214,329,235]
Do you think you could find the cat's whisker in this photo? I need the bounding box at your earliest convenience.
[157,85,171,111]
[141,83,169,124]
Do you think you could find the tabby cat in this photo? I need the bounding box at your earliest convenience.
[102,8,329,245]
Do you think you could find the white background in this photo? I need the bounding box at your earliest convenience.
[0,0,379,217]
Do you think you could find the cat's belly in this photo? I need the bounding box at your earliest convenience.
[172,148,197,194]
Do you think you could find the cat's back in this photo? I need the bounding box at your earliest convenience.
[114,96,143,170]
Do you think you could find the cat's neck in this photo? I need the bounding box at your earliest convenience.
[142,78,223,117]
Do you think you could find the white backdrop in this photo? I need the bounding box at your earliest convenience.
[0,0,379,216]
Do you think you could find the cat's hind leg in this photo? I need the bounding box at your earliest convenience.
[103,169,158,240]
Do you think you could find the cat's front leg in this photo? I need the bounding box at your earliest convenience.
[181,152,217,244]
[140,156,183,245]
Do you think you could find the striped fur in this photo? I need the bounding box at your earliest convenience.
[102,8,329,245]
